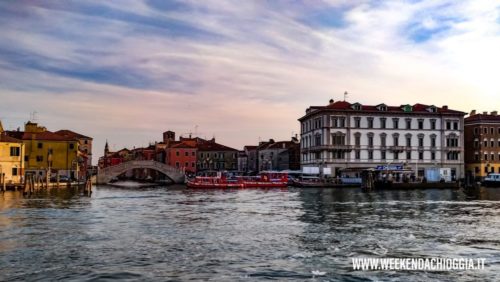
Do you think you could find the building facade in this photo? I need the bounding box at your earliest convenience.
[256,138,300,172]
[464,110,500,178]
[0,122,25,183]
[6,122,80,179]
[299,100,466,179]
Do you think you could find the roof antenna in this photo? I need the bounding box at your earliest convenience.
[344,91,348,101]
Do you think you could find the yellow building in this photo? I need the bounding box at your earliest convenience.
[0,122,25,184]
[6,121,80,179]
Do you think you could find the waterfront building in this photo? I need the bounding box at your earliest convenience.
[5,121,81,179]
[167,141,197,174]
[299,100,466,179]
[0,121,25,183]
[196,138,238,171]
[54,129,93,177]
[464,110,500,178]
[256,138,300,172]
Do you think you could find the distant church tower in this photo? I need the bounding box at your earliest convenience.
[104,140,109,156]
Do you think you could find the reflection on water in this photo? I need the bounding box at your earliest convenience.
[0,186,499,281]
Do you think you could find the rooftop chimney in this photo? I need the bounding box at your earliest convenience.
[483,111,488,115]
[470,110,476,116]
[442,105,448,110]
[491,111,498,116]
[329,99,334,105]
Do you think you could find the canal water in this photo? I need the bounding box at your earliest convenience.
[1,186,499,281]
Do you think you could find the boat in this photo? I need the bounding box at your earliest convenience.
[237,172,288,188]
[186,171,288,189]
[482,173,500,187]
[291,176,361,188]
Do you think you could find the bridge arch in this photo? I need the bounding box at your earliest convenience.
[97,160,185,184]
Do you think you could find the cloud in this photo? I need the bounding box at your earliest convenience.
[1,0,500,163]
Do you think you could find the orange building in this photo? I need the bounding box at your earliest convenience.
[167,142,197,173]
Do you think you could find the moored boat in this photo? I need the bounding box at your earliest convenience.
[186,171,288,189]
[482,173,500,187]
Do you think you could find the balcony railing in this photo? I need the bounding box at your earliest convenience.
[306,145,353,152]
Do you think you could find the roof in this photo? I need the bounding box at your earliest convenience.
[171,142,197,149]
[259,141,298,150]
[5,130,78,141]
[300,101,466,121]
[0,133,23,143]
[54,129,92,140]
[197,142,238,152]
[465,113,500,124]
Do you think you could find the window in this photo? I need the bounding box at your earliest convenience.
[176,151,180,156]
[474,140,479,148]
[491,140,495,147]
[406,119,411,129]
[36,155,43,162]
[192,162,195,168]
[24,156,29,162]
[176,162,180,168]
[354,117,361,128]
[406,137,411,147]
[368,150,373,160]
[185,162,189,167]
[484,128,488,134]
[37,142,43,149]
[418,137,424,147]
[84,140,88,145]
[431,152,436,160]
[474,127,479,135]
[381,150,386,160]
[192,152,196,156]
[446,121,451,130]
[446,136,459,147]
[447,152,459,160]
[431,120,436,130]
[454,122,459,130]
[491,153,495,161]
[368,136,374,147]
[474,153,479,161]
[431,136,436,148]
[484,153,488,161]
[315,134,322,146]
[419,152,424,160]
[332,117,338,128]
[355,134,361,147]
[12,168,18,176]
[406,151,411,160]
[484,140,488,147]
[368,118,374,129]
[418,119,424,130]
[394,152,399,160]
[393,136,399,146]
[380,118,386,129]
[201,153,204,158]
[69,143,75,150]
[10,147,20,157]
[332,133,346,145]
[393,118,399,129]
[185,152,189,157]
[380,134,387,147]
[339,118,345,128]
[491,128,494,134]
[355,150,361,160]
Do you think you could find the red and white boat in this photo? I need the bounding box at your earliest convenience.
[186,171,288,189]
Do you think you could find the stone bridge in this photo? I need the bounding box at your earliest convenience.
[97,160,185,184]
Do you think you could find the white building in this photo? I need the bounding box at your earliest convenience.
[299,100,466,179]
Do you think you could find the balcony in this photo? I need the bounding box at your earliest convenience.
[307,145,353,152]
[445,147,463,152]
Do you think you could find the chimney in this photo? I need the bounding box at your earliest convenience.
[470,110,476,116]
[483,111,488,115]
[491,111,498,116]
[329,99,334,105]
[442,105,448,110]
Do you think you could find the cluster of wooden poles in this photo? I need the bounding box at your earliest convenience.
[19,174,93,197]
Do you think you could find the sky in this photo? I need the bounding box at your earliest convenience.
[1,0,500,164]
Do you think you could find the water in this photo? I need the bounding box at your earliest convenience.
[1,186,500,281]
